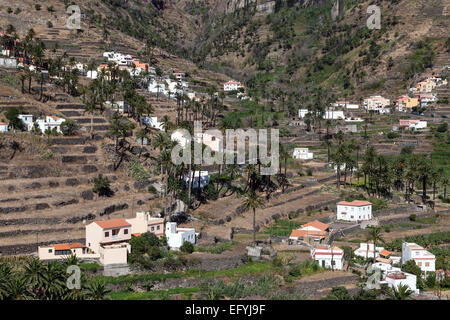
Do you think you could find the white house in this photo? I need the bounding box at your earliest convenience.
[399,119,427,131]
[86,70,98,79]
[0,122,8,132]
[293,148,313,160]
[171,129,190,148]
[381,271,419,294]
[298,109,345,120]
[311,246,344,270]
[402,242,436,273]
[336,200,372,222]
[224,80,243,92]
[142,116,164,131]
[333,101,359,109]
[18,114,34,130]
[37,116,65,134]
[105,100,129,113]
[345,117,364,123]
[184,171,210,189]
[364,96,391,113]
[148,79,167,96]
[353,242,385,259]
[165,222,196,249]
[202,132,222,153]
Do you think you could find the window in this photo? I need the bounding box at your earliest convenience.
[418,262,422,266]
[112,229,119,236]
[151,226,154,231]
[211,136,216,141]
[157,226,160,230]
[124,229,128,234]
[105,232,109,237]
[425,262,429,267]
[331,260,335,265]
[48,249,53,253]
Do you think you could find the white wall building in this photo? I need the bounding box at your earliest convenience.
[293,148,313,160]
[333,101,359,109]
[0,122,8,132]
[18,114,34,130]
[381,271,419,294]
[37,116,65,134]
[224,80,243,91]
[311,246,344,270]
[354,242,385,259]
[298,109,345,120]
[142,116,164,131]
[336,200,372,222]
[402,242,436,273]
[364,96,391,113]
[165,222,196,249]
[184,171,210,189]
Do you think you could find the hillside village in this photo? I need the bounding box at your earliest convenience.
[0,0,449,302]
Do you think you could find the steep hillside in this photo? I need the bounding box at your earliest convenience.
[169,0,449,98]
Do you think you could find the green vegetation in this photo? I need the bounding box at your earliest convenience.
[92,174,113,197]
[194,242,236,254]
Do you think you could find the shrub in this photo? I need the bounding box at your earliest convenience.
[47,21,53,28]
[35,4,41,10]
[288,266,302,277]
[60,119,78,136]
[288,212,299,219]
[307,169,313,176]
[409,214,417,222]
[437,122,448,133]
[180,241,194,254]
[92,174,113,197]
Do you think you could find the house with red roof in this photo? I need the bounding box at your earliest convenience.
[224,80,243,92]
[85,218,132,265]
[402,242,435,273]
[311,245,344,270]
[0,122,8,132]
[289,220,330,244]
[38,242,98,261]
[336,200,372,222]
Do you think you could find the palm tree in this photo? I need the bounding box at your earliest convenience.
[83,280,111,300]
[23,258,47,299]
[242,190,265,246]
[366,227,384,263]
[386,283,414,300]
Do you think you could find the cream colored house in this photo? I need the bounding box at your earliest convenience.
[86,218,132,261]
[126,211,164,238]
[416,80,436,93]
[38,243,99,260]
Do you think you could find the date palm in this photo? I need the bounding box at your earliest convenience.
[83,280,111,300]
[366,226,384,263]
[387,283,413,300]
[242,190,265,246]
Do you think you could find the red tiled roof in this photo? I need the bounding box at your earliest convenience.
[337,200,372,206]
[303,220,329,231]
[132,233,141,237]
[52,243,86,250]
[95,218,131,229]
[380,249,391,257]
[290,229,326,239]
